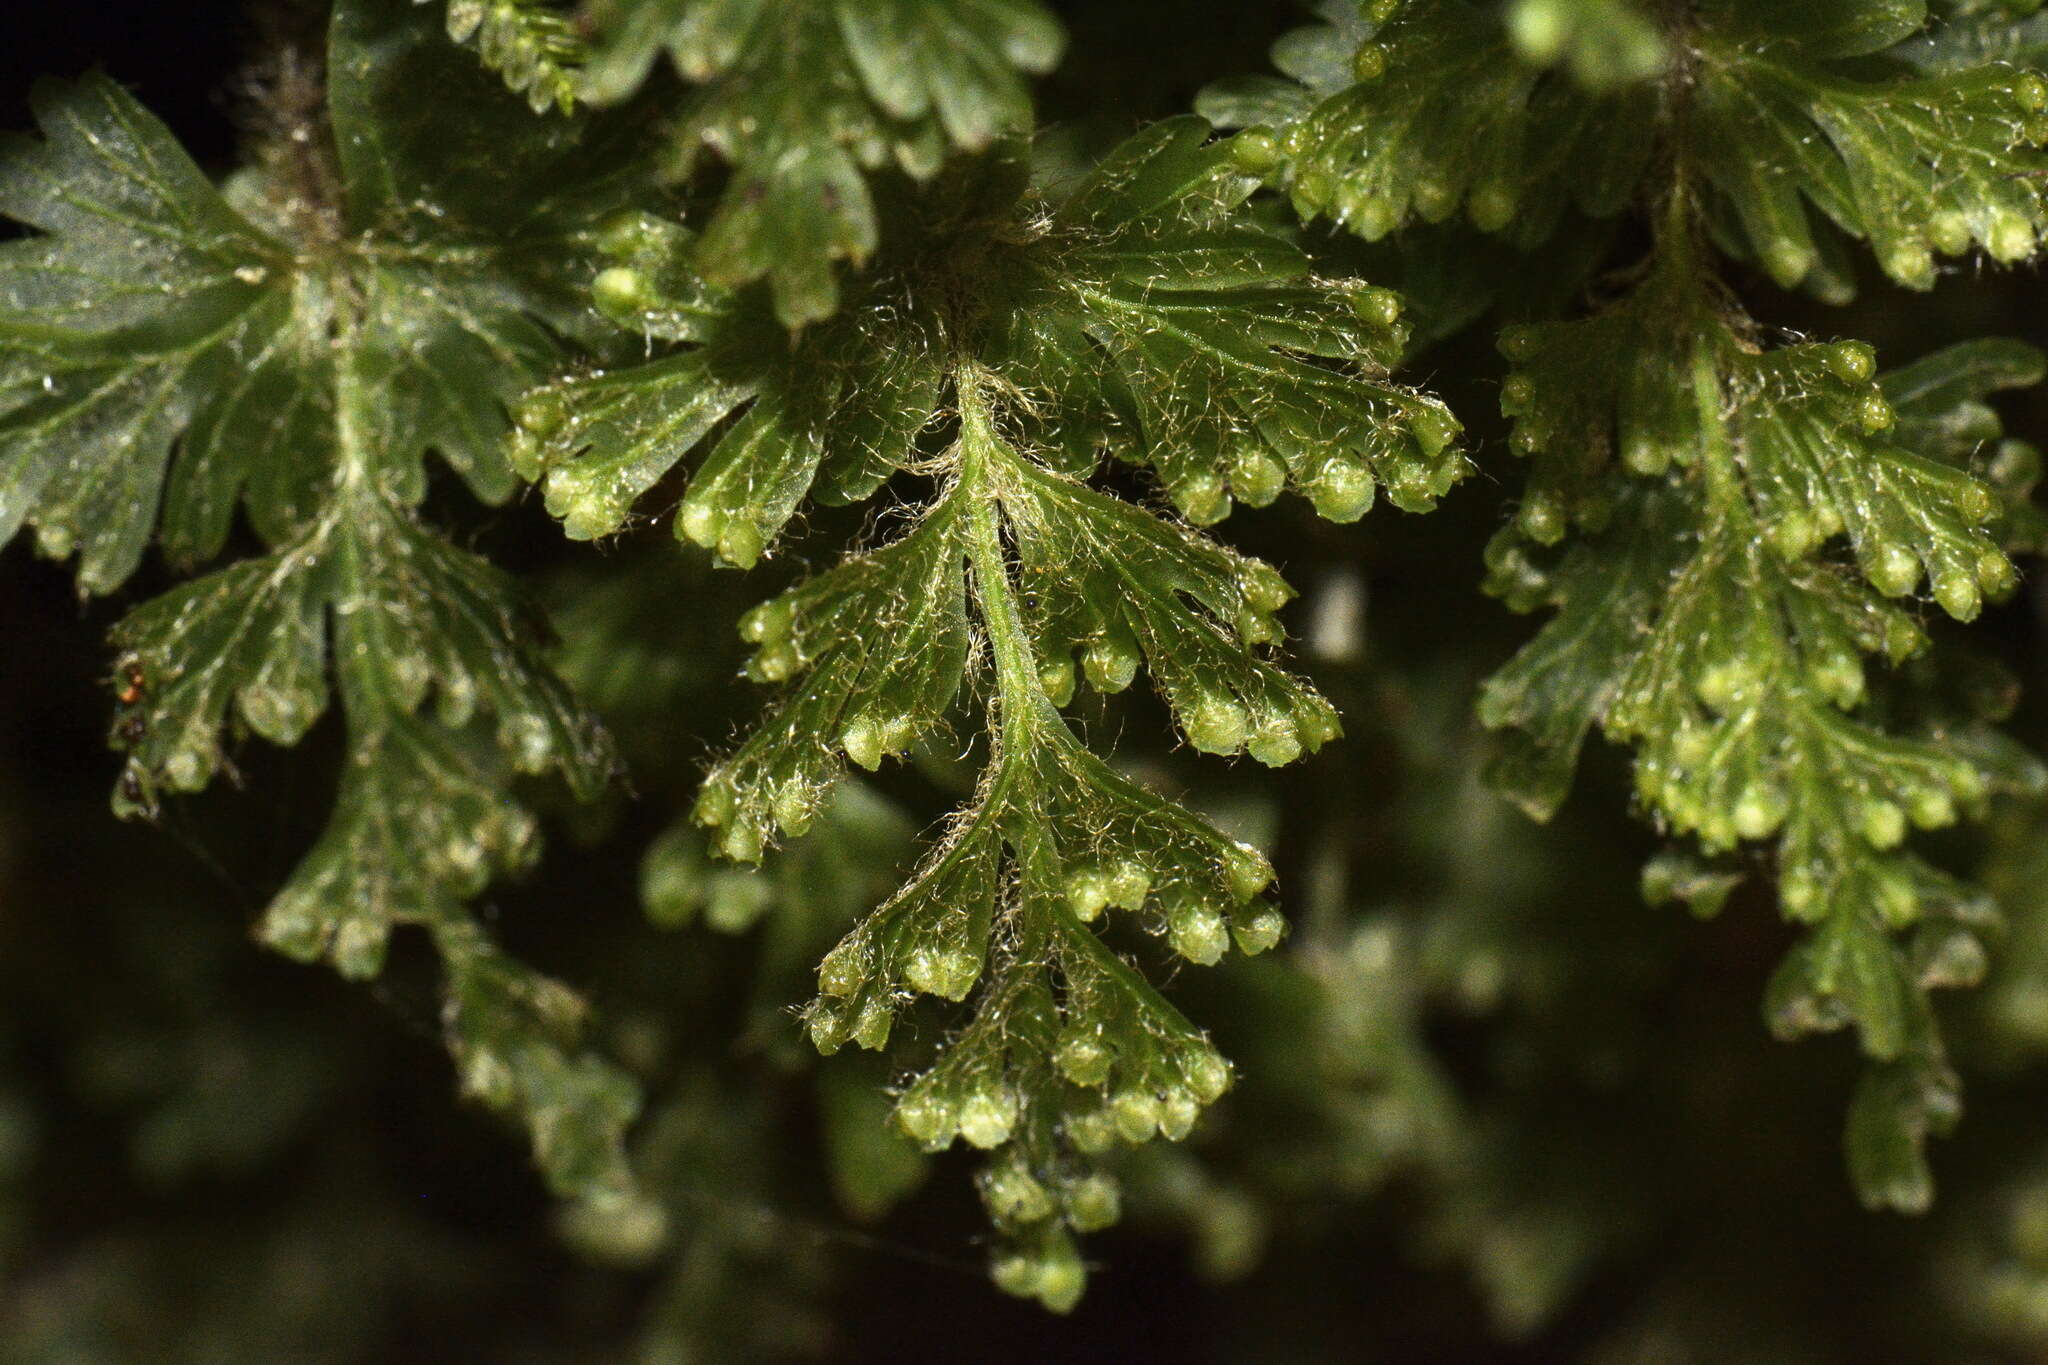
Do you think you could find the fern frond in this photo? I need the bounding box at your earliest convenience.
[570,0,1066,327]
[512,117,1460,1304]
[436,0,585,113]
[1193,0,2048,1205]
[1206,0,2048,298]
[1478,245,2046,1207]
[1197,0,1658,246]
[0,0,651,1206]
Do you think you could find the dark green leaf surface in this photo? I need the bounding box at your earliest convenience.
[511,118,1461,1303]
[1480,272,2046,1208]
[574,0,1066,326]
[519,118,1461,554]
[1205,0,2048,298]
[0,0,643,1209]
[0,75,290,591]
[1198,0,1659,248]
[434,0,586,113]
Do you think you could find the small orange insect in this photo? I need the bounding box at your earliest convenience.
[116,658,145,707]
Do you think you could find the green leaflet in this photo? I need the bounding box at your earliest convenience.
[114,494,614,928]
[795,390,1266,1311]
[0,0,635,587]
[1197,0,1659,247]
[0,74,295,592]
[514,119,1459,1305]
[1000,461,1337,761]
[437,919,642,1199]
[1479,272,2047,1208]
[517,118,1461,552]
[549,544,941,1254]
[434,0,586,113]
[1478,480,1694,825]
[1197,0,2048,1213]
[568,0,1066,327]
[1203,0,2048,299]
[696,491,973,860]
[1881,337,2048,553]
[1691,0,2048,294]
[0,0,647,1206]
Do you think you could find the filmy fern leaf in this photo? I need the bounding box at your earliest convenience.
[1197,0,1658,247]
[512,116,1462,1305]
[433,0,586,113]
[0,74,298,593]
[1200,0,2048,1205]
[570,0,1066,327]
[0,0,646,1207]
[1205,0,2048,299]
